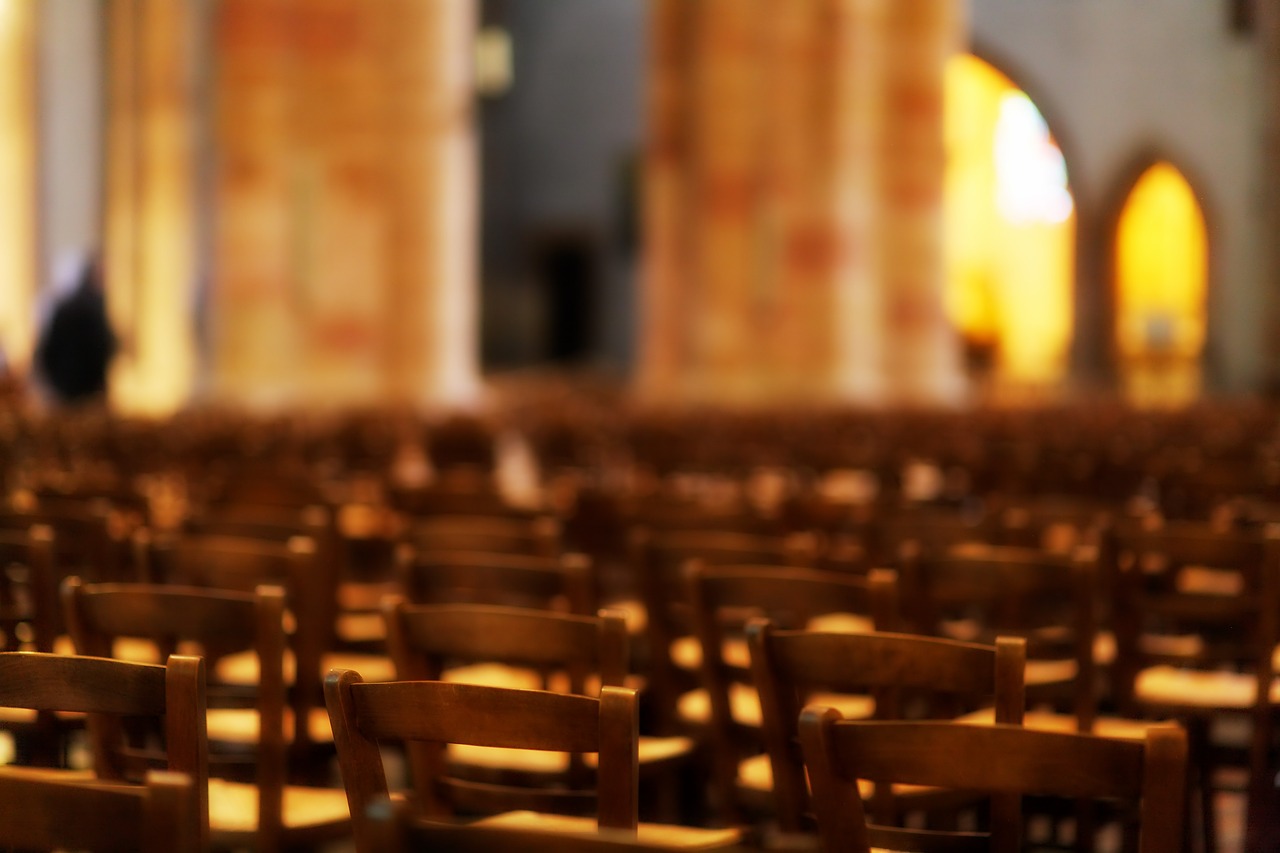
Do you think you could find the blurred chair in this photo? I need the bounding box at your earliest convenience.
[748,622,1025,836]
[799,715,1186,853]
[0,650,207,847]
[685,563,898,823]
[326,672,642,853]
[63,577,352,850]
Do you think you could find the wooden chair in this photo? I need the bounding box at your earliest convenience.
[747,622,1026,835]
[896,544,1102,729]
[0,650,207,847]
[1110,521,1280,853]
[63,577,352,850]
[799,715,1187,853]
[627,527,815,735]
[325,672,641,853]
[0,767,201,853]
[0,523,57,653]
[135,529,340,774]
[382,600,711,829]
[685,563,899,823]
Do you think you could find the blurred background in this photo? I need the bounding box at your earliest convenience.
[0,0,1275,415]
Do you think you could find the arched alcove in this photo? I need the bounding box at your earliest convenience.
[1111,161,1209,406]
[944,53,1076,397]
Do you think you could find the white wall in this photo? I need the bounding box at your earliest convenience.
[970,0,1266,391]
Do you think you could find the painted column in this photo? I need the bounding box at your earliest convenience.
[875,0,965,403]
[0,0,36,373]
[214,0,479,408]
[383,0,481,407]
[105,0,198,414]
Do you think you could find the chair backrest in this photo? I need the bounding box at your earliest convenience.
[395,547,595,614]
[0,767,200,853]
[136,529,332,750]
[383,599,630,815]
[0,650,208,847]
[629,526,815,732]
[63,577,288,849]
[325,671,639,853]
[747,620,1026,833]
[687,563,900,818]
[799,714,1187,853]
[0,523,56,652]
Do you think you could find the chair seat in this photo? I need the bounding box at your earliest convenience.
[601,597,648,635]
[447,735,697,774]
[206,706,334,744]
[1134,665,1280,710]
[474,810,744,849]
[208,777,350,835]
[335,611,386,644]
[677,684,874,729]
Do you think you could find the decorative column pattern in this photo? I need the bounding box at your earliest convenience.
[213,0,479,408]
[876,0,965,402]
[105,0,198,415]
[638,0,964,404]
[0,0,36,372]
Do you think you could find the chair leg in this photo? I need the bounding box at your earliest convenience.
[1187,717,1216,853]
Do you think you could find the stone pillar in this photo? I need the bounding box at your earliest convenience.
[213,0,479,409]
[383,0,481,407]
[876,0,965,403]
[104,0,198,415]
[638,0,964,405]
[0,0,36,372]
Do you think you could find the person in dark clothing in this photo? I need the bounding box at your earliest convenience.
[35,256,116,406]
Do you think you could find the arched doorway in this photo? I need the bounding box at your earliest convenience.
[1112,161,1208,406]
[944,54,1075,397]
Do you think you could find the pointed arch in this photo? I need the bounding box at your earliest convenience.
[1106,156,1210,405]
[943,52,1076,394]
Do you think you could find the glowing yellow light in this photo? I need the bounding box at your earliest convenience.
[0,0,35,373]
[944,54,1075,387]
[1115,162,1207,405]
